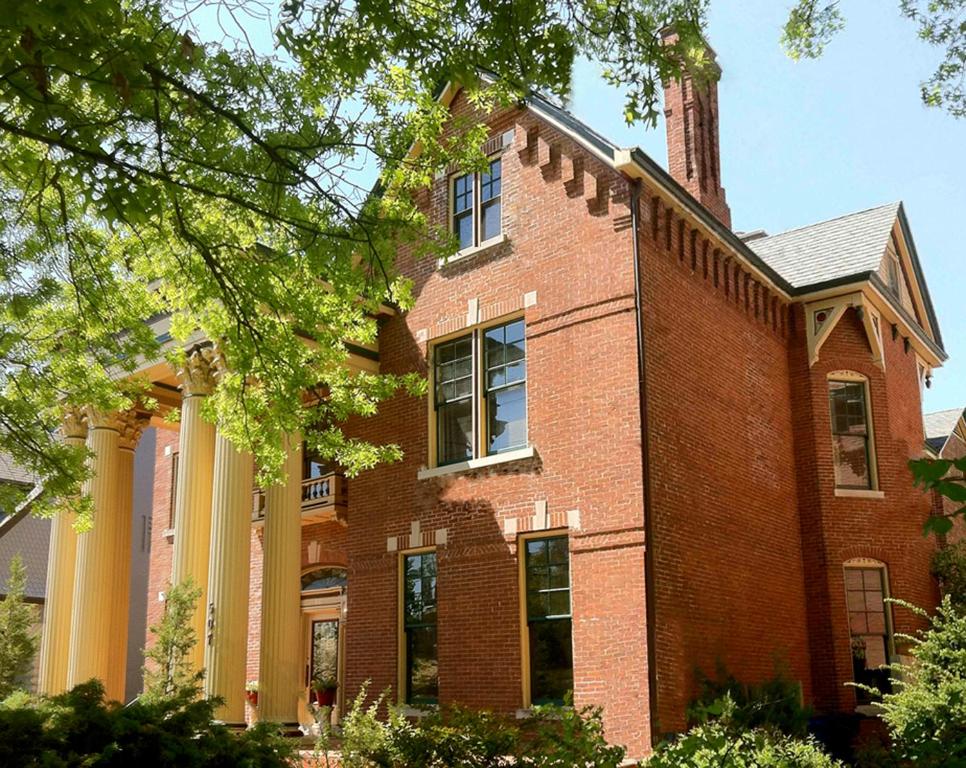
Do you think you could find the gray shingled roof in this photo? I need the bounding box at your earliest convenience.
[746,202,900,290]
[0,513,49,600]
[924,407,965,453]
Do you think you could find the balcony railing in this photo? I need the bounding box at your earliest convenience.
[252,472,347,526]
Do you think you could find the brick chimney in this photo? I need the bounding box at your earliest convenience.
[662,32,731,229]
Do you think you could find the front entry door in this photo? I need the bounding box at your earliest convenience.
[299,594,345,727]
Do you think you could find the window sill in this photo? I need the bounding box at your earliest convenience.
[417,445,536,480]
[835,489,885,499]
[162,528,175,540]
[437,233,508,268]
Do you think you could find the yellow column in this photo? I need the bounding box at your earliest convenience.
[105,410,150,702]
[258,434,303,726]
[204,431,254,725]
[37,407,87,695]
[171,344,217,675]
[67,407,123,689]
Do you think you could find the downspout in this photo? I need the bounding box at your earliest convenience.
[629,178,660,746]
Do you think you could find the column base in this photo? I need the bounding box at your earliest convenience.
[214,720,249,730]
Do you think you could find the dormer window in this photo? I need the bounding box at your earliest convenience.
[451,157,502,251]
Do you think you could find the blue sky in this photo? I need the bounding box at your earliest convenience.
[569,0,964,414]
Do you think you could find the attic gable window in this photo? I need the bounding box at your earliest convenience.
[887,254,900,296]
[451,157,502,251]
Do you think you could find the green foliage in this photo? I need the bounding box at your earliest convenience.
[0,554,38,699]
[932,539,966,606]
[873,597,966,767]
[781,1,845,60]
[646,697,843,768]
[141,579,203,704]
[910,456,966,536]
[782,1,966,118]
[331,685,624,767]
[0,679,294,767]
[688,664,812,737]
[0,0,709,507]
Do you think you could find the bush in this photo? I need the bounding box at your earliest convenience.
[874,597,966,767]
[645,697,843,768]
[0,554,39,699]
[0,680,294,768]
[330,687,624,768]
[931,540,966,607]
[688,664,811,737]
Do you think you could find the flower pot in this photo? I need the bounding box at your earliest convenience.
[246,691,258,707]
[313,688,336,707]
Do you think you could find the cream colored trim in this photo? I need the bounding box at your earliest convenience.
[835,489,885,499]
[417,445,535,480]
[890,220,937,341]
[864,281,944,367]
[806,294,884,369]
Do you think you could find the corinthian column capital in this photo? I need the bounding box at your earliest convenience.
[178,344,219,397]
[84,406,126,433]
[117,410,152,452]
[60,407,88,442]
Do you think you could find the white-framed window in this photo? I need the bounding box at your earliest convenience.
[450,156,502,251]
[432,317,527,467]
[827,373,878,490]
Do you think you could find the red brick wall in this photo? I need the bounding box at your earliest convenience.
[789,307,939,712]
[636,196,811,734]
[341,91,653,757]
[145,427,180,652]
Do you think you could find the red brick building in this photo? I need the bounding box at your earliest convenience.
[142,47,949,759]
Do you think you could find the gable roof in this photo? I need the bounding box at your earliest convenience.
[746,202,900,289]
[924,407,966,453]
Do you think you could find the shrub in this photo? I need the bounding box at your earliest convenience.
[688,664,811,737]
[141,579,203,704]
[333,687,624,768]
[0,554,39,699]
[645,697,843,768]
[0,680,295,767]
[931,540,966,607]
[873,597,966,767]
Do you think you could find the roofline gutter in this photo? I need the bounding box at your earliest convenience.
[629,178,660,746]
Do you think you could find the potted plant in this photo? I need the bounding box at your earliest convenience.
[311,674,338,707]
[245,680,258,707]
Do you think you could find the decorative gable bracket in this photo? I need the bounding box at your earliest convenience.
[806,293,885,370]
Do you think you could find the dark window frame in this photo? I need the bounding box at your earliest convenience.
[524,534,574,706]
[402,551,438,707]
[450,156,503,251]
